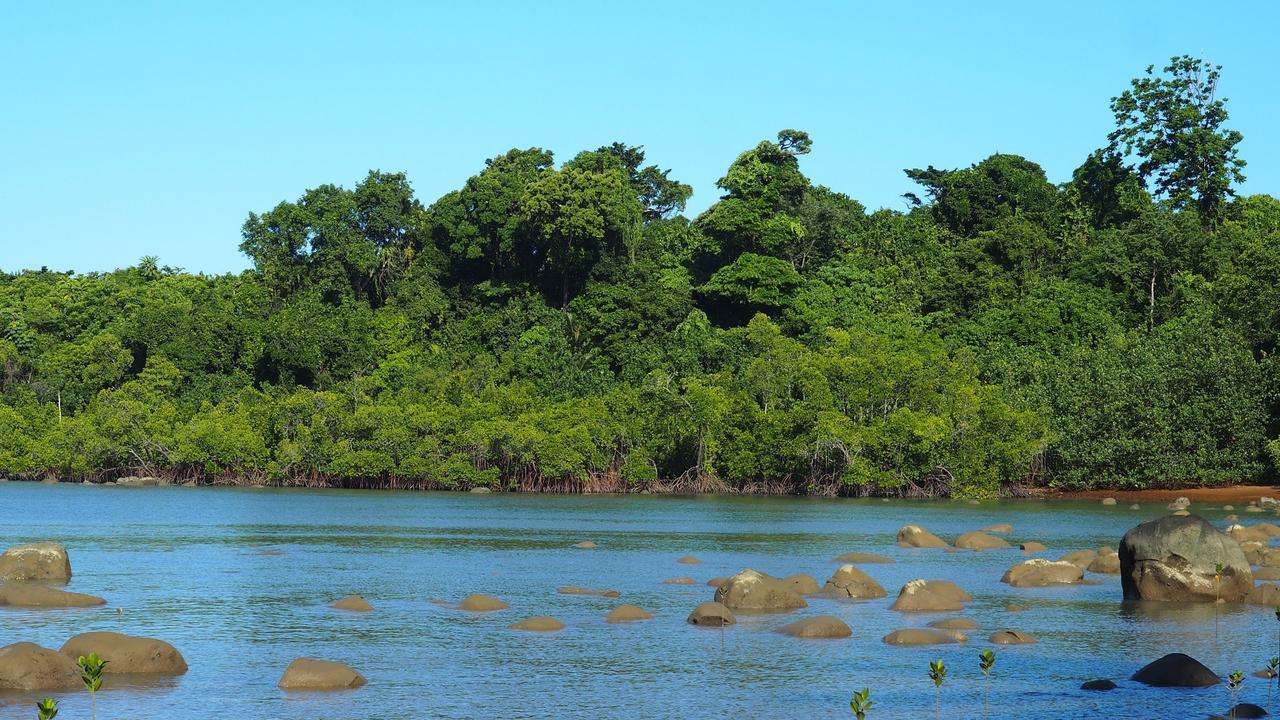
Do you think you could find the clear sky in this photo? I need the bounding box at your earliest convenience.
[1,0,1276,275]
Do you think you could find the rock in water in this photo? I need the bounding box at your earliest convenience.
[954,532,1011,551]
[1226,703,1268,718]
[1020,541,1047,553]
[1131,653,1219,687]
[1087,553,1121,574]
[989,630,1037,644]
[889,579,966,612]
[1246,583,1280,606]
[1119,515,1251,602]
[782,573,821,595]
[980,523,1014,534]
[278,657,367,690]
[822,564,887,599]
[1058,549,1098,568]
[1001,559,1083,587]
[777,615,852,639]
[457,594,509,612]
[0,642,81,690]
[59,632,187,674]
[832,552,894,564]
[605,604,652,623]
[330,595,373,611]
[509,616,565,631]
[714,569,807,612]
[0,585,105,607]
[928,617,978,630]
[687,601,735,626]
[0,542,71,582]
[1080,679,1117,691]
[882,628,966,645]
[896,525,949,548]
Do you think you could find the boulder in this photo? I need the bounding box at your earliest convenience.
[1119,515,1252,602]
[980,523,1015,534]
[1058,549,1098,568]
[1081,679,1117,691]
[928,617,978,630]
[1087,553,1121,575]
[1130,504,1141,510]
[1247,547,1280,567]
[1253,567,1280,581]
[883,628,966,645]
[557,586,620,598]
[59,632,187,674]
[457,594,509,612]
[714,569,807,612]
[509,616,565,631]
[1230,525,1274,544]
[572,541,597,549]
[896,525,948,549]
[687,601,735,627]
[832,552,894,564]
[890,579,965,612]
[469,487,492,494]
[955,532,1011,551]
[605,604,652,623]
[1020,542,1047,553]
[677,555,702,564]
[0,642,81,690]
[1226,703,1268,719]
[0,584,105,607]
[1101,497,1117,505]
[1131,652,1219,687]
[990,630,1037,645]
[663,577,697,585]
[278,657,367,690]
[782,573,821,596]
[1246,583,1280,606]
[0,542,71,583]
[1001,559,1083,587]
[777,615,852,639]
[706,577,729,587]
[1005,603,1028,612]
[330,595,373,611]
[822,564,887,599]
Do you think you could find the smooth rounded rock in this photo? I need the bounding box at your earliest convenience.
[677,555,702,565]
[687,601,735,627]
[457,594,509,612]
[883,628,966,645]
[0,584,105,608]
[777,615,852,639]
[331,595,373,611]
[1101,498,1117,505]
[980,523,1014,534]
[0,542,71,583]
[1058,549,1098,568]
[279,657,367,690]
[928,617,978,630]
[0,642,80,690]
[572,541,597,549]
[1081,679,1117,691]
[782,573,821,596]
[1001,559,1083,587]
[1020,542,1047,553]
[1087,553,1121,575]
[897,525,949,549]
[832,552,894,564]
[59,632,187,674]
[605,604,652,623]
[558,586,620,598]
[890,579,966,612]
[1131,652,1219,687]
[663,577,697,585]
[955,532,1011,551]
[1226,703,1268,719]
[706,577,729,588]
[822,564,887,599]
[1246,583,1280,606]
[714,569,807,612]
[990,630,1037,644]
[509,616,565,631]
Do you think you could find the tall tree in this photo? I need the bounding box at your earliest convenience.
[1108,55,1246,223]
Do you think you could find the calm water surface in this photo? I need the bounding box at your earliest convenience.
[0,483,1274,719]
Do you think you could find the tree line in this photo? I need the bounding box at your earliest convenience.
[1,56,1275,496]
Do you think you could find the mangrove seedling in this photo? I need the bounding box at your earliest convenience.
[1228,670,1244,712]
[979,649,996,719]
[35,698,58,720]
[77,652,107,720]
[1268,657,1279,713]
[850,687,872,719]
[928,659,947,720]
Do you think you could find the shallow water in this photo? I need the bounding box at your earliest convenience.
[0,483,1275,719]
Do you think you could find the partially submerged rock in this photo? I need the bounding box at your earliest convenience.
[663,577,697,585]
[687,601,735,627]
[955,532,1011,551]
[777,615,851,639]
[1058,549,1098,568]
[1119,515,1252,602]
[714,569,807,612]
[605,604,652,623]
[1087,553,1121,575]
[1020,541,1047,553]
[0,542,71,583]
[572,541,598,549]
[896,525,948,549]
[59,632,187,674]
[883,628,966,645]
[1001,559,1083,588]
[279,657,367,690]
[0,584,105,608]
[1081,679,1117,691]
[832,552,894,564]
[822,564,887,599]
[558,586,620,598]
[889,579,966,612]
[509,616,565,632]
[782,573,821,596]
[1131,652,1219,687]
[677,555,702,565]
[980,523,1014,534]
[928,617,978,630]
[706,577,729,588]
[1101,497,1117,505]
[990,630,1037,644]
[1246,583,1280,606]
[0,642,81,690]
[330,595,373,611]
[1225,703,1268,719]
[457,594,509,612]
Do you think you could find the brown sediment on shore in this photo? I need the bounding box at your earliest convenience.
[1050,485,1280,504]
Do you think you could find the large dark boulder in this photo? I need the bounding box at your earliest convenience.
[1119,515,1251,602]
[1131,652,1219,687]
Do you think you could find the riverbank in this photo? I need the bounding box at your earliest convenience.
[1051,484,1280,504]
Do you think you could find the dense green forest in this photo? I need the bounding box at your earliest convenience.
[2,57,1277,496]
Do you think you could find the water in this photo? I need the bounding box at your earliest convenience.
[0,483,1274,719]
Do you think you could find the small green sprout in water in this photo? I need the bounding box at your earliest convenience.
[77,652,107,720]
[1228,670,1244,712]
[928,659,947,720]
[35,698,58,720]
[979,650,996,720]
[849,687,872,719]
[1269,657,1279,713]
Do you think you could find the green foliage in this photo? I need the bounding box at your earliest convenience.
[0,58,1275,496]
[35,698,58,720]
[78,652,106,720]
[850,687,872,719]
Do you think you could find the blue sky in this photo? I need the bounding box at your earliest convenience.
[1,1,1276,275]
